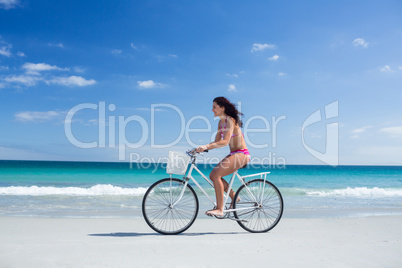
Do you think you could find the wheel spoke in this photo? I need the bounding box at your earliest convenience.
[233,179,283,233]
[142,178,198,234]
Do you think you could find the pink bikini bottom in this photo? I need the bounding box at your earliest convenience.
[230,149,251,160]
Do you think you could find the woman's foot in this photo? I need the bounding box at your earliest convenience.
[205,209,224,217]
[229,197,241,209]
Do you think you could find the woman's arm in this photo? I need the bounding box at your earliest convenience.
[196,118,234,152]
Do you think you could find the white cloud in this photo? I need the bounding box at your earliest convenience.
[86,119,98,126]
[226,73,238,78]
[16,51,25,57]
[2,62,95,88]
[22,62,69,75]
[111,49,122,55]
[15,110,65,122]
[380,126,402,136]
[137,80,165,89]
[48,43,64,48]
[3,70,95,87]
[0,83,5,88]
[130,43,137,50]
[73,66,86,73]
[352,126,372,134]
[251,43,276,52]
[380,65,394,73]
[138,80,156,88]
[0,0,20,9]
[4,75,41,86]
[47,76,96,87]
[0,44,12,57]
[351,126,372,139]
[228,84,237,92]
[278,72,286,76]
[352,38,369,48]
[268,55,279,61]
[0,65,9,71]
[156,54,178,62]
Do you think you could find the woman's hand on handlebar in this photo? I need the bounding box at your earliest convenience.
[196,145,208,153]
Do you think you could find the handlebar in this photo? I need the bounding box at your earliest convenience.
[186,148,209,157]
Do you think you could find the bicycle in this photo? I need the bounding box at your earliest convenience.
[142,150,284,235]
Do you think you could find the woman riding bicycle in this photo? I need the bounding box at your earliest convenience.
[196,96,250,217]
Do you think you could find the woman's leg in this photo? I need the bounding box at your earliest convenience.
[221,178,236,200]
[207,153,249,216]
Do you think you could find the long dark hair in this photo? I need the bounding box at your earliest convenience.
[213,96,244,127]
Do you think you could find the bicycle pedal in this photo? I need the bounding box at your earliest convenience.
[214,213,229,219]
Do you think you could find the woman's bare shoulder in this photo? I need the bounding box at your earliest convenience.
[227,116,237,127]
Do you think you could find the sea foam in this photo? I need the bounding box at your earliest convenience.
[306,187,402,197]
[0,184,148,196]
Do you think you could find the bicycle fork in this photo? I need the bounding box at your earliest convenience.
[170,176,189,208]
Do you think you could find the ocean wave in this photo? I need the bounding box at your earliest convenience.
[0,184,148,196]
[306,187,402,197]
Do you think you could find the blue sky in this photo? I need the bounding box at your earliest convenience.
[1,0,402,165]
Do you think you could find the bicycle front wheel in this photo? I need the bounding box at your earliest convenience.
[142,178,199,235]
[233,179,283,233]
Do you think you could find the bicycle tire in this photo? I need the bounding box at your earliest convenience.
[142,178,199,235]
[233,179,283,233]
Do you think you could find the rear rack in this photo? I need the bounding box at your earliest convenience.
[241,171,271,179]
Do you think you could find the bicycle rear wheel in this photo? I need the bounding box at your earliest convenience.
[142,178,199,235]
[233,179,283,233]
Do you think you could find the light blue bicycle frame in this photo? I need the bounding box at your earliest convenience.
[171,161,271,214]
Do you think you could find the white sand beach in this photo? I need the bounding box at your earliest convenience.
[1,216,401,267]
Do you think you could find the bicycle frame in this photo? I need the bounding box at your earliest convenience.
[171,160,270,214]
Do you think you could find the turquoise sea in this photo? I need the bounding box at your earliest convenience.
[1,160,402,218]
